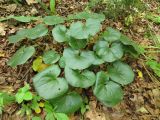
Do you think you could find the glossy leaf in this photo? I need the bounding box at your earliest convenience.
[63,48,95,70]
[108,61,134,85]
[51,92,82,114]
[65,67,96,88]
[7,46,35,67]
[52,25,69,42]
[93,71,123,107]
[94,40,123,62]
[43,50,60,64]
[43,16,65,25]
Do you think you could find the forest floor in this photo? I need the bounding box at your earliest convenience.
[0,0,160,120]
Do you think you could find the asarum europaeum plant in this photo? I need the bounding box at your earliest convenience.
[7,12,144,114]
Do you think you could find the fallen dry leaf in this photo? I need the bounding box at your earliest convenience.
[26,0,37,5]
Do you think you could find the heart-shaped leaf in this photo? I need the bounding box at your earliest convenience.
[63,48,95,70]
[68,38,87,50]
[33,65,68,100]
[50,92,82,114]
[65,67,96,88]
[43,50,60,64]
[67,19,101,39]
[43,16,65,25]
[108,61,134,85]
[52,25,69,42]
[94,40,123,62]
[93,71,123,107]
[33,65,61,83]
[103,27,121,42]
[7,46,35,67]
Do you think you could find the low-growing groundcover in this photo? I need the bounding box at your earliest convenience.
[6,12,143,118]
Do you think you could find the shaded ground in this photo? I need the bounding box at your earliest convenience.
[0,0,160,120]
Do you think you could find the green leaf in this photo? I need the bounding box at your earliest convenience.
[43,16,65,25]
[43,50,60,64]
[33,65,68,100]
[59,56,65,68]
[23,92,33,101]
[68,38,87,49]
[8,24,48,43]
[50,0,56,14]
[93,71,123,107]
[94,40,123,62]
[45,113,55,120]
[108,61,134,85]
[33,65,61,82]
[52,25,69,42]
[7,46,35,67]
[63,48,95,70]
[0,15,40,22]
[50,92,82,114]
[27,24,48,39]
[119,34,144,56]
[67,21,87,39]
[54,113,69,120]
[65,67,96,88]
[67,19,101,39]
[32,116,42,120]
[15,84,33,103]
[146,59,160,77]
[103,27,121,42]
[67,11,105,22]
[8,29,30,43]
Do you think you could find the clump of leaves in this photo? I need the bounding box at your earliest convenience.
[146,59,160,77]
[0,92,15,114]
[87,0,145,19]
[7,13,142,115]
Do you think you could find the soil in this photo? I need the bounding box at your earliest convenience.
[0,0,160,120]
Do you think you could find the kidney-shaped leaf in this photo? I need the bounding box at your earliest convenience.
[65,67,96,88]
[7,46,35,67]
[52,25,70,42]
[94,40,123,62]
[63,48,95,70]
[68,38,87,50]
[93,71,123,107]
[67,19,101,39]
[103,27,121,42]
[43,50,60,64]
[33,65,68,99]
[108,61,134,85]
[33,74,68,100]
[43,16,65,25]
[50,92,82,114]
